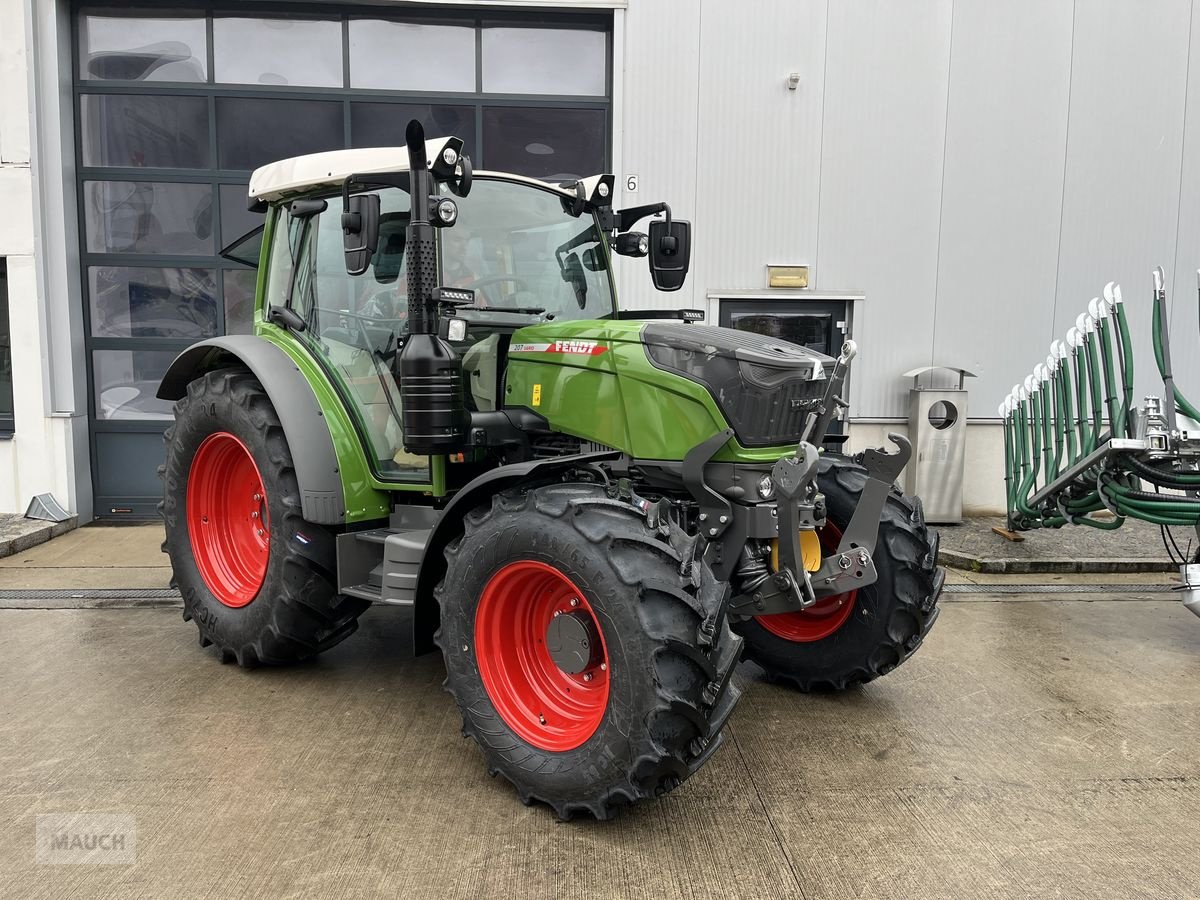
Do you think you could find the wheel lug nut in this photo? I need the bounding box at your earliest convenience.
[569,597,579,607]
[583,673,593,682]
[600,662,607,671]
[553,610,562,617]
[253,493,262,502]
[251,511,258,519]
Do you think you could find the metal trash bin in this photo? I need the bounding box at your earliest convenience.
[902,366,975,523]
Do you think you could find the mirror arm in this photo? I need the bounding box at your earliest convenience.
[616,201,671,233]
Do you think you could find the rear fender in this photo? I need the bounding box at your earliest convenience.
[412,450,621,654]
[158,336,346,524]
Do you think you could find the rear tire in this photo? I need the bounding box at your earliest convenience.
[160,369,369,666]
[435,483,742,820]
[735,455,944,690]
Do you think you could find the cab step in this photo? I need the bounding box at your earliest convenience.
[336,527,431,606]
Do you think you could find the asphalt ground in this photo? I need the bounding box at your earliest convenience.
[1,526,1198,898]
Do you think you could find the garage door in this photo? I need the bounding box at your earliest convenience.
[74,3,612,517]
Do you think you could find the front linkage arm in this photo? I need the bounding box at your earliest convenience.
[726,433,911,617]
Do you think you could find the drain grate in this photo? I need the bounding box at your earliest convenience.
[0,584,1180,608]
[943,583,1177,594]
[0,588,180,600]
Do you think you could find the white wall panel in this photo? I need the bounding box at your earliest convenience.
[690,0,826,299]
[1170,0,1200,406]
[0,0,30,163]
[933,0,1073,416]
[613,0,702,310]
[1054,0,1192,411]
[816,0,953,417]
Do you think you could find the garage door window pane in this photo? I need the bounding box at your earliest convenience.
[93,349,178,420]
[88,266,218,339]
[482,107,605,180]
[83,181,214,255]
[351,103,476,154]
[81,95,210,169]
[223,269,258,335]
[79,15,207,82]
[219,184,264,249]
[216,98,344,171]
[214,18,343,87]
[349,20,475,92]
[482,28,606,96]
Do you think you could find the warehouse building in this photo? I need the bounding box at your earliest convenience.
[2,0,1200,520]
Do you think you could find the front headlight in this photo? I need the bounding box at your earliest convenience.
[757,473,775,500]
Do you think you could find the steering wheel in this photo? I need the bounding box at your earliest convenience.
[460,274,530,308]
[463,274,530,292]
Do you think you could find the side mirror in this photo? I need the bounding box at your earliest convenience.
[342,193,380,276]
[648,219,691,292]
[561,251,588,309]
[581,247,606,272]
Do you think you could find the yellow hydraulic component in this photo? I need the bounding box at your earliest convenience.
[770,529,823,573]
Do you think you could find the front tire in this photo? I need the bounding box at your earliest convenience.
[735,455,944,690]
[161,369,369,666]
[435,483,742,820]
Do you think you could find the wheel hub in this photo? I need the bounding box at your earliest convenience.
[545,610,600,675]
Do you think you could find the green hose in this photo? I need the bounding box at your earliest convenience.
[1084,336,1104,440]
[1061,361,1077,464]
[1112,302,1135,436]
[1097,316,1122,434]
[1152,291,1200,420]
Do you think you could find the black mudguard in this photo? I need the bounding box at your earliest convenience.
[157,336,346,524]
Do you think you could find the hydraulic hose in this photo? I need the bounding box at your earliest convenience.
[1111,293,1135,437]
[1014,394,1044,520]
[1084,331,1104,442]
[1124,454,1200,486]
[1095,310,1122,436]
[1072,346,1094,455]
[1152,290,1200,421]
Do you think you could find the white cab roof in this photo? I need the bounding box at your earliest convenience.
[248,143,580,204]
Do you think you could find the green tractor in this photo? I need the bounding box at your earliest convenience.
[158,121,943,819]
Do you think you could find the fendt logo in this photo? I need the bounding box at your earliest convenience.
[510,341,608,357]
[552,340,606,356]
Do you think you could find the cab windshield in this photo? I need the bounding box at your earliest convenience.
[442,177,616,322]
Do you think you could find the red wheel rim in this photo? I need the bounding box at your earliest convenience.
[186,432,270,609]
[474,561,610,752]
[756,521,858,642]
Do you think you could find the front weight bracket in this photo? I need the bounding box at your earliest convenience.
[837,433,912,557]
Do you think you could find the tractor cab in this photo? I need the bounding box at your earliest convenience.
[233,124,693,482]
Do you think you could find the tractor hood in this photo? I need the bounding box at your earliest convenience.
[509,319,835,448]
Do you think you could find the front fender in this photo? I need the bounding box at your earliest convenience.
[411,450,621,654]
[158,336,346,524]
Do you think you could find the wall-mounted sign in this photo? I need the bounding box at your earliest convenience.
[767,265,809,289]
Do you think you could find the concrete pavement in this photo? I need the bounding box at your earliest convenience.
[1,596,1198,899]
[0,524,169,590]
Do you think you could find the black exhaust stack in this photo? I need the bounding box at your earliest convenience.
[397,120,468,454]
